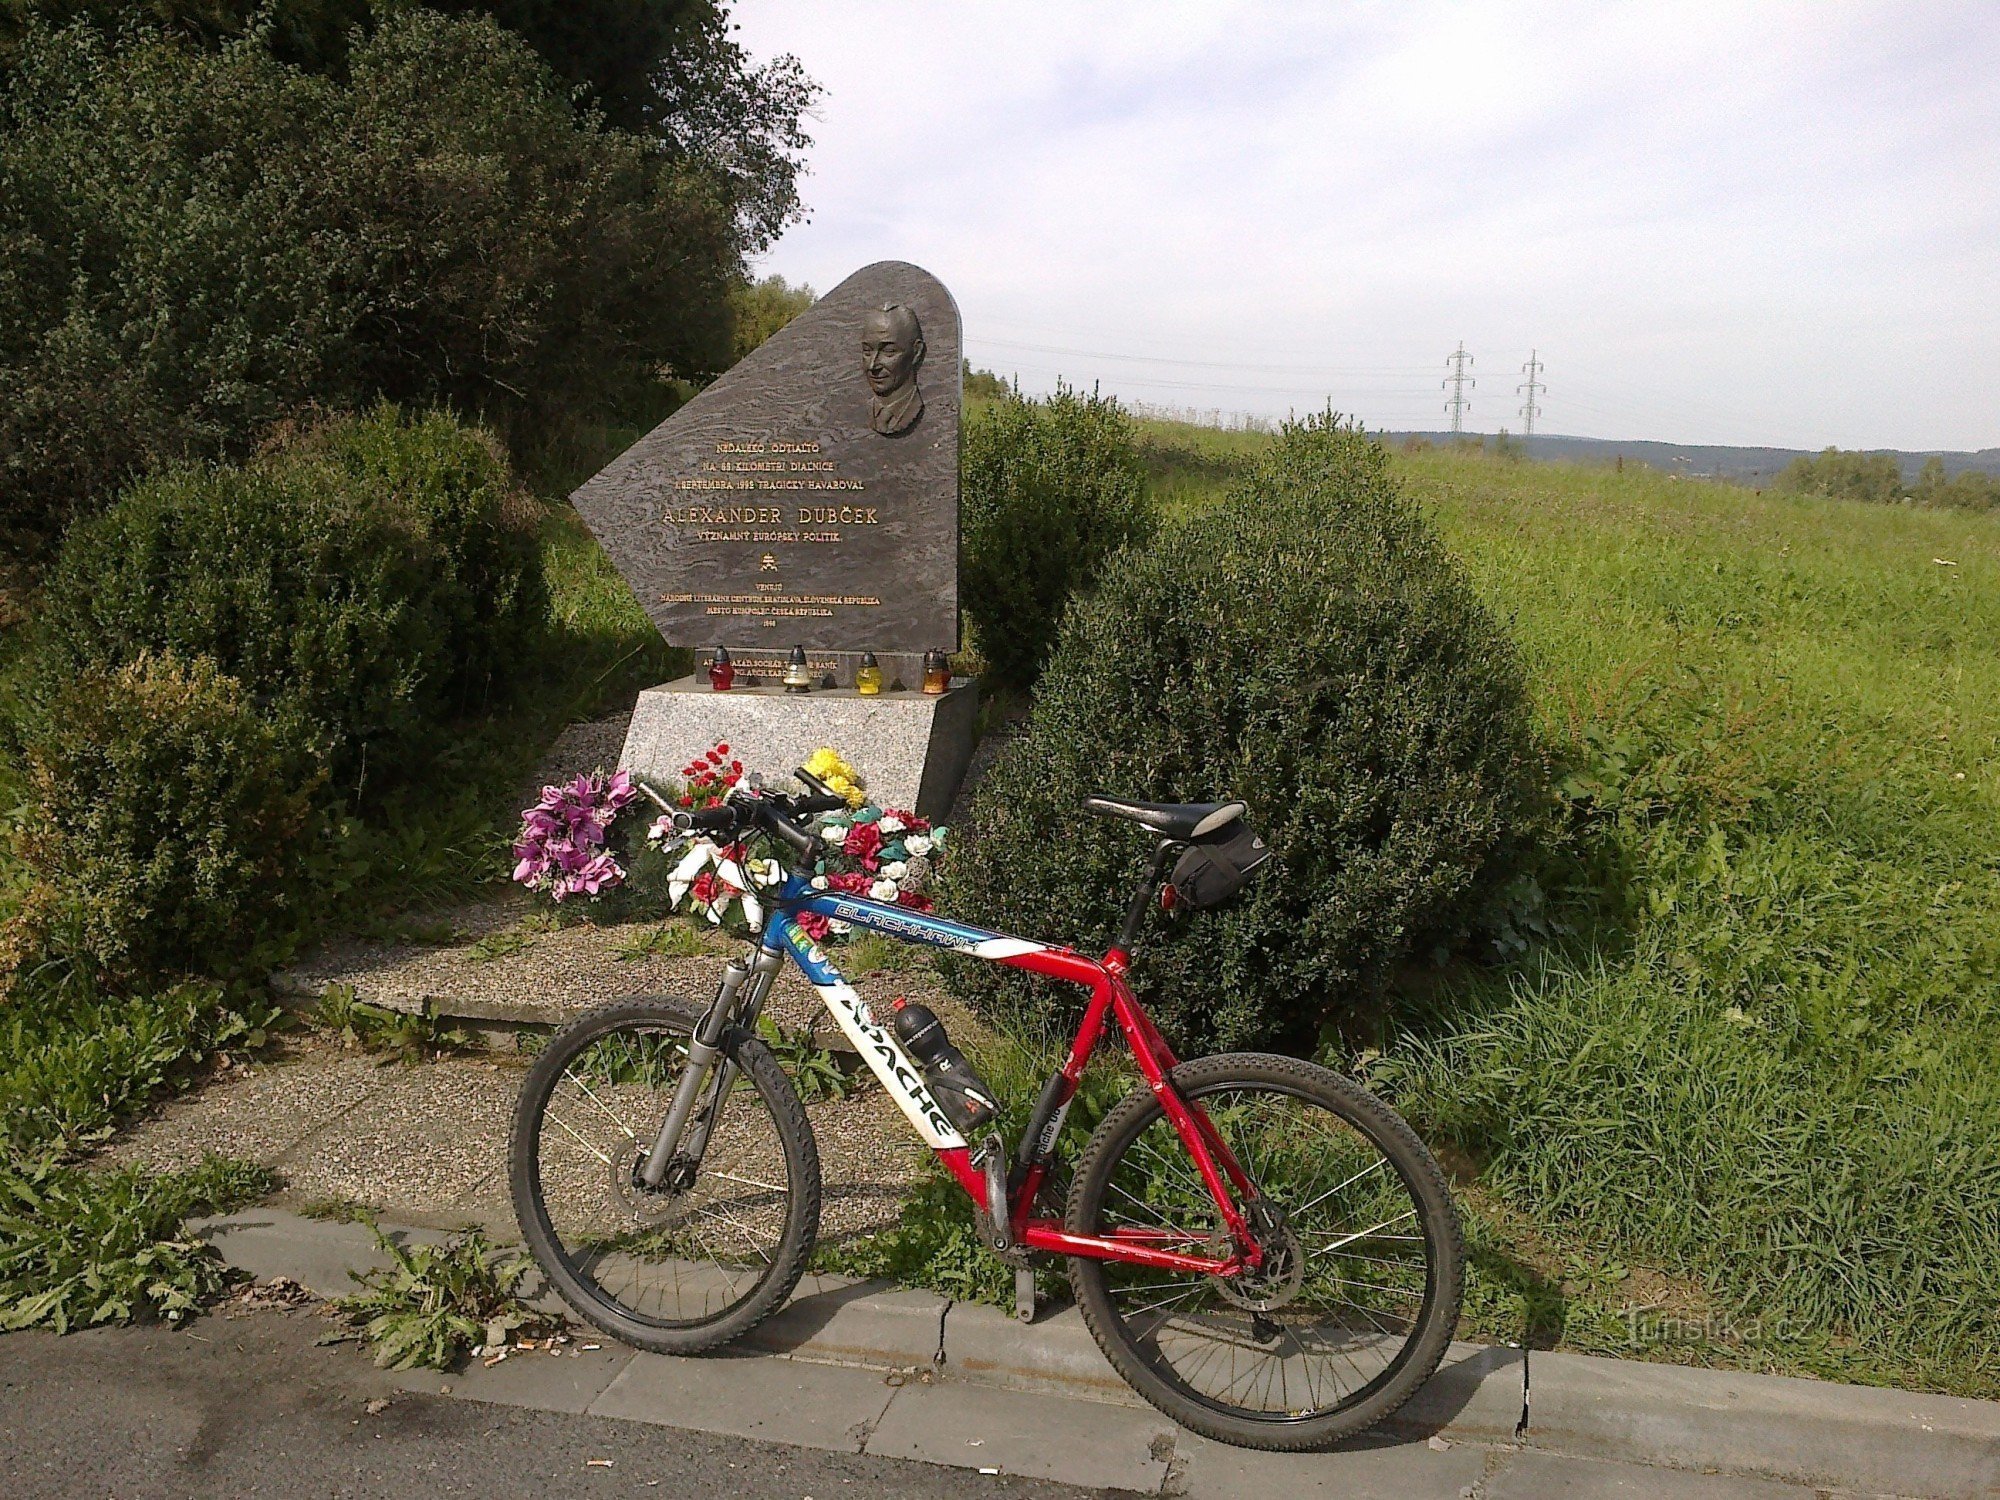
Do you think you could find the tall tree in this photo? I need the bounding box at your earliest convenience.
[1,10,803,548]
[0,2,817,252]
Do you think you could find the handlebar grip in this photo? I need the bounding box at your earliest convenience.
[796,792,849,816]
[672,805,738,835]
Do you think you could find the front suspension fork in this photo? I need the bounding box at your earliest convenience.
[637,943,782,1189]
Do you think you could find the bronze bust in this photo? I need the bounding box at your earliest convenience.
[862,303,925,436]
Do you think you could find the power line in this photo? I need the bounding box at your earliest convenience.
[1443,342,1475,434]
[973,335,1431,377]
[1517,350,1545,436]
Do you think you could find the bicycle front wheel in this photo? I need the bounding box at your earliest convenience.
[509,996,820,1354]
[1067,1052,1462,1450]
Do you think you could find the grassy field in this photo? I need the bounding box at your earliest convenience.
[1143,421,1999,1397]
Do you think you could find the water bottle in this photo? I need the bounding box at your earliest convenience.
[890,999,998,1136]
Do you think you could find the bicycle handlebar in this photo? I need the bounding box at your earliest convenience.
[670,804,740,836]
[668,771,849,866]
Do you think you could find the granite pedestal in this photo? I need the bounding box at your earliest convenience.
[620,675,979,819]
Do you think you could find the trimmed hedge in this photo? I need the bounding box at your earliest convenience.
[960,387,1152,689]
[32,406,543,810]
[20,655,320,987]
[941,415,1544,1055]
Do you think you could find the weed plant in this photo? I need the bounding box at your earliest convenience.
[311,987,477,1065]
[1,978,279,1158]
[755,1016,861,1104]
[330,1224,554,1370]
[0,1154,273,1332]
[838,931,913,977]
[818,1031,1135,1308]
[612,921,710,961]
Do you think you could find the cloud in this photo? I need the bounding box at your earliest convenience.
[735,1,2000,449]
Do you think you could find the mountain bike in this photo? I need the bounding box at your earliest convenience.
[509,771,1463,1451]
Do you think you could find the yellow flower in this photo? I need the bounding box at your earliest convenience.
[805,747,867,807]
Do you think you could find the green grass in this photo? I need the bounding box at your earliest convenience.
[1364,449,2000,1397]
[1052,419,1998,1394]
[611,920,710,960]
[814,1030,1137,1308]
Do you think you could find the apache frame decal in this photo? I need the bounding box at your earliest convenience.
[816,896,1049,961]
[778,919,967,1150]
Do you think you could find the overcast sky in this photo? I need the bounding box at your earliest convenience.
[732,2,1998,452]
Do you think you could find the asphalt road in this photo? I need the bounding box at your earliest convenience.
[0,1309,1123,1500]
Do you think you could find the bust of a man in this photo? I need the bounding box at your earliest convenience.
[861,303,925,436]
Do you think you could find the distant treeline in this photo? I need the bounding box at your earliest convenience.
[1776,448,1997,513]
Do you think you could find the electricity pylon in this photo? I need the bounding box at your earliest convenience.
[1517,350,1544,437]
[1443,344,1475,433]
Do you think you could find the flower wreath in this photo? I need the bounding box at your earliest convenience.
[509,744,946,941]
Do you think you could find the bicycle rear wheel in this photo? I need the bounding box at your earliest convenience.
[509,996,820,1354]
[1067,1052,1462,1450]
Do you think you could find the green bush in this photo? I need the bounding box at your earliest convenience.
[32,406,542,808]
[1773,448,1905,506]
[942,415,1544,1055]
[0,12,746,547]
[20,655,321,987]
[960,386,1153,688]
[1912,456,1998,513]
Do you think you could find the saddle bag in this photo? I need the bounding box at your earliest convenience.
[1169,821,1271,908]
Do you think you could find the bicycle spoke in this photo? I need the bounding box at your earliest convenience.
[528,1019,800,1333]
[1078,1071,1452,1430]
[562,1071,642,1142]
[545,1108,614,1166]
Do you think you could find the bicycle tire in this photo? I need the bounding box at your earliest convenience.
[1066,1051,1463,1450]
[509,995,821,1355]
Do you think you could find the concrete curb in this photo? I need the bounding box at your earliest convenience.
[195,1209,2000,1499]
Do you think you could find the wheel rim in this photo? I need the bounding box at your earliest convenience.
[1086,1081,1440,1423]
[526,1021,799,1329]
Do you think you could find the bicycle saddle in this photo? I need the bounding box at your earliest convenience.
[1082,796,1245,841]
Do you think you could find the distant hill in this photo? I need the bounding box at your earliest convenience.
[1382,433,2000,487]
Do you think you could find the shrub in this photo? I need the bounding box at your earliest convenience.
[942,415,1544,1055]
[19,655,321,987]
[730,273,815,360]
[960,386,1153,688]
[32,406,542,808]
[0,13,748,547]
[1911,456,1998,513]
[1774,448,1905,506]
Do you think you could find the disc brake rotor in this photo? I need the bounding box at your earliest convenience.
[1210,1200,1306,1313]
[608,1146,693,1229]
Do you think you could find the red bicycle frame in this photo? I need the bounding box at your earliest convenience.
[913,939,1261,1277]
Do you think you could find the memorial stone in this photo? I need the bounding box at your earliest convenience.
[572,261,977,815]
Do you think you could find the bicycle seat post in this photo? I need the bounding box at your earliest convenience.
[1113,841,1177,957]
